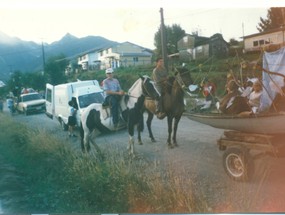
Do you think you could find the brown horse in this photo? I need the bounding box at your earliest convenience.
[144,67,194,148]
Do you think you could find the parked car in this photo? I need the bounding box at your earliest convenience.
[16,92,46,115]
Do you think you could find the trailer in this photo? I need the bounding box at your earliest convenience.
[218,130,285,181]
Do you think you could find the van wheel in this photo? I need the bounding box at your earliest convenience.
[60,119,68,131]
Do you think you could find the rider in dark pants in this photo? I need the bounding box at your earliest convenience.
[152,57,169,119]
[102,68,124,128]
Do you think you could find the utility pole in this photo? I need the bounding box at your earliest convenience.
[242,22,245,49]
[41,40,46,75]
[160,7,168,73]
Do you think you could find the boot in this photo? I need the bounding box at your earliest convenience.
[156,99,166,119]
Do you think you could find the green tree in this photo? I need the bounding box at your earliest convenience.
[229,38,240,46]
[154,24,186,57]
[257,7,285,32]
[45,54,68,85]
[25,72,46,91]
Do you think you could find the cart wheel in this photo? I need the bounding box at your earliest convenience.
[223,147,253,182]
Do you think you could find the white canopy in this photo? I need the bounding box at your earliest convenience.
[260,47,285,112]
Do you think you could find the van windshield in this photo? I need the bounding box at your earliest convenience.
[22,93,42,102]
[78,92,104,108]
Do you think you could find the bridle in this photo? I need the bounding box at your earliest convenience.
[174,68,191,91]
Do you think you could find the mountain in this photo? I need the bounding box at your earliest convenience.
[0,32,118,80]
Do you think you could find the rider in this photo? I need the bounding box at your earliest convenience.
[152,57,168,119]
[102,68,125,128]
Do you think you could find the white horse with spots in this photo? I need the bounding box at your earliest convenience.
[126,75,160,157]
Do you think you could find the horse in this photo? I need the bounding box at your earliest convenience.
[126,75,160,156]
[79,97,128,153]
[79,103,102,153]
[144,67,194,148]
[79,75,160,156]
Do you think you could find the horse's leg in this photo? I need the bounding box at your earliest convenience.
[167,116,174,148]
[128,135,135,157]
[138,130,142,145]
[83,132,89,153]
[173,115,182,147]
[146,111,156,142]
[90,130,103,158]
[128,123,135,157]
[137,113,144,145]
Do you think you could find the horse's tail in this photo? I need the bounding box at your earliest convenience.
[79,122,84,138]
[79,122,85,151]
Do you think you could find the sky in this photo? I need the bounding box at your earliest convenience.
[0,0,285,49]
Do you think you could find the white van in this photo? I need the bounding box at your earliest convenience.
[45,80,105,130]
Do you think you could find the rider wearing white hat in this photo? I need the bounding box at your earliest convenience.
[102,68,124,128]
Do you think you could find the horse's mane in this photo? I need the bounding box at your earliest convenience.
[128,78,143,97]
[127,76,150,109]
[128,75,150,97]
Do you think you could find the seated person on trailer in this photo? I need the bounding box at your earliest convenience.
[247,80,263,113]
[240,79,254,98]
[199,77,216,110]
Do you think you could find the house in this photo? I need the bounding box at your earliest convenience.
[98,41,153,69]
[76,42,153,71]
[243,28,285,53]
[176,33,229,61]
[77,48,102,71]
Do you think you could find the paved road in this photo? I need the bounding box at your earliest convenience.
[3,106,285,213]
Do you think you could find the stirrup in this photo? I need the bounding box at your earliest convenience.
[156,112,166,119]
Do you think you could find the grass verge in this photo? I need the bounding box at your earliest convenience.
[0,113,207,213]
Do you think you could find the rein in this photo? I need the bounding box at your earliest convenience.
[174,68,190,92]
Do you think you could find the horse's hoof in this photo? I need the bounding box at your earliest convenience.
[173,143,178,147]
[168,144,174,149]
[151,138,156,142]
[138,141,143,145]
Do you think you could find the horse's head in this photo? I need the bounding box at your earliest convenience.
[139,75,160,100]
[174,67,194,91]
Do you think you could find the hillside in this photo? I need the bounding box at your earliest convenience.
[0,32,118,81]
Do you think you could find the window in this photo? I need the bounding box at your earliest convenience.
[78,92,104,108]
[259,40,264,45]
[265,38,271,44]
[133,57,138,62]
[253,41,258,47]
[46,89,52,102]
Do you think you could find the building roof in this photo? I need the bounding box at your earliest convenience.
[114,52,152,57]
[243,27,285,39]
